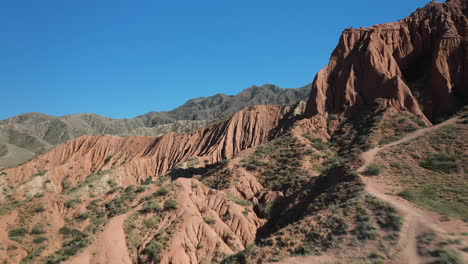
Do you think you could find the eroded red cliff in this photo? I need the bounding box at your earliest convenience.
[4,104,303,189]
[305,0,468,122]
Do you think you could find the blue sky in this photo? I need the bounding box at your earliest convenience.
[0,0,432,119]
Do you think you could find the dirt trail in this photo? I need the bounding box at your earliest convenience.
[65,214,132,264]
[357,117,462,264]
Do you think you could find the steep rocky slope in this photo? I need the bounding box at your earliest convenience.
[305,0,467,123]
[0,84,310,168]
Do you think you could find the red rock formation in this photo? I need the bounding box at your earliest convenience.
[4,105,300,188]
[305,0,468,122]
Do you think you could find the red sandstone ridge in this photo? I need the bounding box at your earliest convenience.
[4,104,304,190]
[305,0,468,122]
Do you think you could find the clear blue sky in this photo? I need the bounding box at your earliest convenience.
[0,0,432,120]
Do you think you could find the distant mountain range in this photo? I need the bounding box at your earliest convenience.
[0,84,311,167]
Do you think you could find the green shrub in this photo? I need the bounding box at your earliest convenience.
[364,163,381,175]
[398,188,416,200]
[310,138,328,150]
[22,246,46,263]
[106,180,117,188]
[9,228,27,239]
[143,241,162,262]
[431,249,465,264]
[203,217,216,225]
[31,226,46,235]
[355,221,378,240]
[220,244,255,264]
[227,193,251,206]
[33,236,48,244]
[155,187,169,196]
[33,205,46,213]
[142,177,154,185]
[164,200,178,210]
[144,218,158,228]
[104,189,137,217]
[140,200,161,213]
[75,212,90,221]
[368,251,384,259]
[420,153,460,174]
[65,198,82,208]
[61,176,72,191]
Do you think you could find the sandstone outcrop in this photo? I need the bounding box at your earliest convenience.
[305,0,468,122]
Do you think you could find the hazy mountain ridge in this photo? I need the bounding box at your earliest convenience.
[0,84,310,167]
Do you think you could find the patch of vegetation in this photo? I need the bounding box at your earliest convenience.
[141,177,154,185]
[365,195,402,231]
[0,199,31,216]
[155,187,169,196]
[381,123,468,222]
[21,245,46,264]
[106,179,117,188]
[144,218,158,228]
[398,187,468,222]
[354,207,379,241]
[200,166,232,190]
[364,163,382,176]
[142,241,162,262]
[203,217,216,225]
[417,232,436,256]
[32,236,48,244]
[164,199,178,210]
[64,198,82,208]
[9,228,28,243]
[46,227,92,264]
[125,206,179,263]
[140,200,161,213]
[104,185,138,217]
[330,101,385,156]
[220,244,256,264]
[66,170,110,194]
[61,175,72,191]
[33,205,46,213]
[431,249,465,264]
[33,170,47,177]
[74,212,90,221]
[227,193,251,206]
[83,199,107,234]
[31,226,46,235]
[377,112,425,145]
[241,135,314,193]
[420,152,460,174]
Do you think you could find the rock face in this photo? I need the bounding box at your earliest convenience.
[305,0,468,122]
[4,104,303,189]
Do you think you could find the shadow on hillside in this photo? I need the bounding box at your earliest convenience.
[254,165,364,241]
[168,160,229,181]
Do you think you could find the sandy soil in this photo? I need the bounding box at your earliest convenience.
[65,214,132,264]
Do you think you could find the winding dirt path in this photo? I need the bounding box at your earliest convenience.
[357,117,463,264]
[358,117,459,172]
